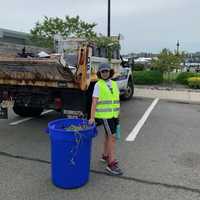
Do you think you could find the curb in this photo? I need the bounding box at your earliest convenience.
[134,87,200,105]
[135,86,200,93]
[134,95,200,105]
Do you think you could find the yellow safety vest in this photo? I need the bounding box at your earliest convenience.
[95,79,120,119]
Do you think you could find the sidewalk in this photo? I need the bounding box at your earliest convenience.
[134,85,200,103]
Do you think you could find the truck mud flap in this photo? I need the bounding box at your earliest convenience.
[0,107,8,119]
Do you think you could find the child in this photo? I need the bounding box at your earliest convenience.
[89,63,123,176]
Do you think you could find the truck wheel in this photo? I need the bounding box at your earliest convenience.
[13,105,43,117]
[31,107,44,117]
[121,78,134,100]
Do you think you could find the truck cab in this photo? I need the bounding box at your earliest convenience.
[54,36,134,100]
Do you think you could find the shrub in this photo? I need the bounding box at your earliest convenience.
[163,72,179,83]
[133,70,163,85]
[187,77,200,88]
[133,63,145,71]
[176,72,199,84]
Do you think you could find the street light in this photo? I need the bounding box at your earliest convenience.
[108,0,111,37]
[176,40,180,55]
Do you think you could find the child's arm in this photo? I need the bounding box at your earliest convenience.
[89,97,98,124]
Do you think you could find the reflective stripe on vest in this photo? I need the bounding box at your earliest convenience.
[96,107,120,112]
[97,100,120,105]
[95,79,120,119]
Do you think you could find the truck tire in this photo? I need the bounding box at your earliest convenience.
[13,105,43,117]
[121,77,134,100]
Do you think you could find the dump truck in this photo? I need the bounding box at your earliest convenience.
[0,37,134,119]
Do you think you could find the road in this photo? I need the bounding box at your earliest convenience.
[0,97,200,200]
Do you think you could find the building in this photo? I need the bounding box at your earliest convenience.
[0,28,29,45]
[0,28,51,55]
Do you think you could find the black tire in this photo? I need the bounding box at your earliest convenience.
[13,105,43,117]
[121,77,134,100]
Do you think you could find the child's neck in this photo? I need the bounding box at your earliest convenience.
[102,78,110,81]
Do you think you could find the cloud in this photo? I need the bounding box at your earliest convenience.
[0,0,200,53]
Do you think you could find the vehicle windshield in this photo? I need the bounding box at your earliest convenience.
[63,53,78,67]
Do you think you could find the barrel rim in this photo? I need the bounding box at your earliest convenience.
[48,118,96,133]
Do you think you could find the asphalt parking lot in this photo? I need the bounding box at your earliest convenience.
[0,97,200,200]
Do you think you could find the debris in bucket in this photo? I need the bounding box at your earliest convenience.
[64,124,89,131]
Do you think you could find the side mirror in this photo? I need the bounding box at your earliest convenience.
[121,61,130,68]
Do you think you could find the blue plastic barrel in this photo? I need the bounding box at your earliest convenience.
[47,118,97,189]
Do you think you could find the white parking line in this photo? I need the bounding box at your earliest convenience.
[126,98,159,142]
[9,110,54,126]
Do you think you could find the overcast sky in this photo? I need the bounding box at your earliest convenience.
[0,0,200,54]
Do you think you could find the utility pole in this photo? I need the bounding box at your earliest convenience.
[108,0,111,37]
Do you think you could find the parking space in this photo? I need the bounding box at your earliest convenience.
[119,99,200,188]
[0,97,200,200]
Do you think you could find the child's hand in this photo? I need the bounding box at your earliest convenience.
[89,118,95,125]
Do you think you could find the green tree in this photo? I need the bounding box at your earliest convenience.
[91,35,120,61]
[152,48,183,73]
[30,16,97,48]
[152,48,184,83]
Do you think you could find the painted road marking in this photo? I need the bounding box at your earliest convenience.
[9,110,53,126]
[126,98,159,142]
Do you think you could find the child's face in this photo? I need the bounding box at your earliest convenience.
[100,70,110,80]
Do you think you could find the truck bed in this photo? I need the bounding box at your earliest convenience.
[0,57,77,89]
